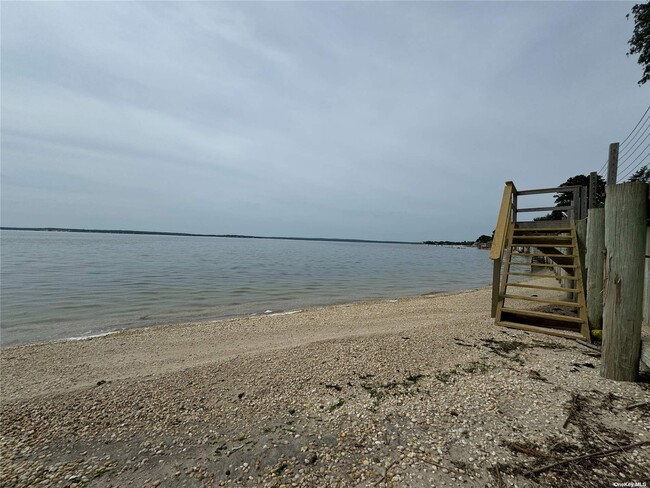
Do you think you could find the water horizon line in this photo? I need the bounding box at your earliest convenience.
[0,226,424,246]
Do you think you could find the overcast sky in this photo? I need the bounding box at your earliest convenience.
[1,1,647,242]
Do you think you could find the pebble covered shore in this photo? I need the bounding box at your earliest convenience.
[1,279,649,487]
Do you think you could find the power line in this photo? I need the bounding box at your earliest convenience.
[597,159,608,176]
[618,144,650,181]
[597,105,649,176]
[618,116,650,160]
[617,129,650,175]
[619,104,650,150]
[594,105,650,178]
[618,143,650,181]
[619,161,648,182]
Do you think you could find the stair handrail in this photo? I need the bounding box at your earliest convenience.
[490,181,516,261]
[516,185,584,220]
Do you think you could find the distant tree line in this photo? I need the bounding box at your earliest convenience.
[422,234,492,246]
[422,240,475,246]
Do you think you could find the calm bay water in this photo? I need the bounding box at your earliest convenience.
[0,230,492,347]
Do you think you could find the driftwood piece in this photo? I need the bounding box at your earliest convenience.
[492,464,506,488]
[527,440,650,476]
[626,401,649,410]
[374,460,398,486]
[563,393,581,429]
[505,441,549,458]
[226,444,246,457]
[575,339,600,352]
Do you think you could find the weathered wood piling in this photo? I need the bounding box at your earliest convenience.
[601,182,648,382]
[586,208,605,332]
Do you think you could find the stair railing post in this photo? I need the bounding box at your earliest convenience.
[491,258,501,318]
[490,182,515,318]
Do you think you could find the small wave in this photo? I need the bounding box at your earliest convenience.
[63,331,120,342]
[265,310,303,317]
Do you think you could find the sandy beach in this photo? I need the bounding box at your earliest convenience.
[1,278,649,487]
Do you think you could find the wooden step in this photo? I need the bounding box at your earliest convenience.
[509,262,577,268]
[512,243,574,248]
[504,294,579,307]
[533,247,573,256]
[513,229,570,233]
[512,240,573,247]
[538,254,575,261]
[512,235,572,240]
[507,283,582,293]
[532,254,577,269]
[497,223,587,342]
[506,271,572,279]
[510,252,577,258]
[512,241,573,247]
[508,263,576,276]
[496,321,584,340]
[500,307,583,324]
[513,227,572,232]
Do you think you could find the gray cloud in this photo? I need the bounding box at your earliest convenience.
[1,1,646,241]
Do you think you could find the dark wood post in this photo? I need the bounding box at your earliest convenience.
[588,171,598,209]
[601,182,648,381]
[571,188,580,221]
[607,143,619,185]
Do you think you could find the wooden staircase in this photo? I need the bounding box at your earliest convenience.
[490,181,591,343]
[495,222,590,341]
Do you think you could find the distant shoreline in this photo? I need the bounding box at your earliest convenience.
[0,226,472,246]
